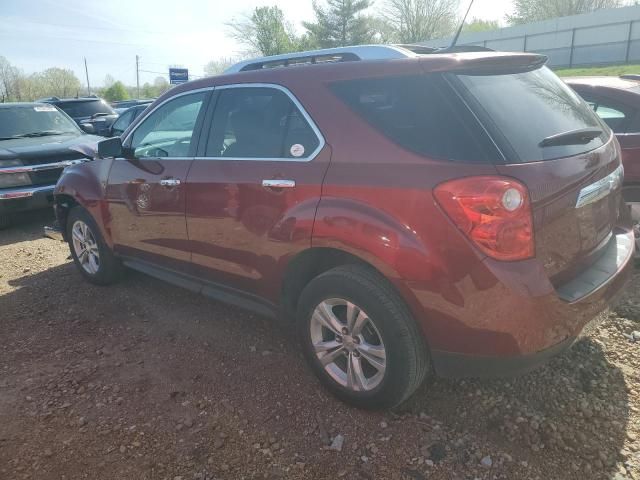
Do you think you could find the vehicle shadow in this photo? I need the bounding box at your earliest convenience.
[0,208,55,247]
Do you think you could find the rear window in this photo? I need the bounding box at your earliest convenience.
[56,100,115,118]
[453,67,608,162]
[330,75,499,163]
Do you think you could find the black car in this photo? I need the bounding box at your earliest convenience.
[38,96,118,136]
[111,99,153,114]
[107,103,148,137]
[0,103,100,228]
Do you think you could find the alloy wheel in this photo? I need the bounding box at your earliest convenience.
[309,298,386,392]
[71,220,100,275]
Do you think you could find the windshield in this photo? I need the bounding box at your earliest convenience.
[56,99,115,118]
[0,105,80,138]
[453,66,608,163]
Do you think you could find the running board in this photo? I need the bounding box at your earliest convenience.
[121,258,278,319]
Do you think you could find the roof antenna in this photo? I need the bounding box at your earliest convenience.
[447,0,475,51]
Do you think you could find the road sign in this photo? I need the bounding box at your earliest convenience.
[169,68,189,85]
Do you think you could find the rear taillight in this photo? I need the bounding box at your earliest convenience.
[434,176,534,261]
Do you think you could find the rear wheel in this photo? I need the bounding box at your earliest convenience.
[297,265,430,409]
[66,207,122,285]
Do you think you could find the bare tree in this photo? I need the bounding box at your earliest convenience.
[204,57,239,76]
[508,0,624,24]
[383,0,459,43]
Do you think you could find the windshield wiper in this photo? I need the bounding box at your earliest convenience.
[539,127,603,148]
[0,131,73,140]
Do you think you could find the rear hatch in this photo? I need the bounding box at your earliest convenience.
[447,63,622,281]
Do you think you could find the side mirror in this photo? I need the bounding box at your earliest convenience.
[97,137,123,158]
[80,123,96,134]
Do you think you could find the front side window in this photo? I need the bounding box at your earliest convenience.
[204,87,320,159]
[111,109,134,137]
[130,92,205,158]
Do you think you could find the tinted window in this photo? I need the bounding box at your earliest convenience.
[130,92,205,158]
[56,99,115,118]
[580,95,630,133]
[204,87,320,159]
[111,109,134,136]
[331,75,497,162]
[0,105,79,138]
[454,67,607,163]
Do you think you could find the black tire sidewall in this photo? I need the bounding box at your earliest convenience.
[297,268,422,409]
[66,207,118,285]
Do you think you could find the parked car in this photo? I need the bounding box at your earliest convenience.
[38,96,118,136]
[111,99,154,115]
[565,76,640,258]
[106,104,148,137]
[0,103,100,229]
[53,46,634,408]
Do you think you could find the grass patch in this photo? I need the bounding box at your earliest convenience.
[554,64,640,77]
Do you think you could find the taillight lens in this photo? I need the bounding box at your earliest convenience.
[434,176,534,261]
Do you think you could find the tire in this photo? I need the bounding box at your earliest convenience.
[66,206,122,285]
[297,264,430,409]
[0,214,11,230]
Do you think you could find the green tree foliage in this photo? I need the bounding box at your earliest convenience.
[227,6,299,56]
[508,0,623,24]
[462,17,500,33]
[38,67,82,98]
[303,0,376,48]
[382,0,459,43]
[102,81,129,102]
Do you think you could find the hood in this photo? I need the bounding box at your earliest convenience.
[0,133,103,162]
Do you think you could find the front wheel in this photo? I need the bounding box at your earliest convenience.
[66,206,122,285]
[297,265,430,409]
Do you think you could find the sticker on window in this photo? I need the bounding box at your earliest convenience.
[290,144,305,158]
[34,105,57,112]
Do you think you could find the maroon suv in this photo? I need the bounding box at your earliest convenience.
[54,46,634,408]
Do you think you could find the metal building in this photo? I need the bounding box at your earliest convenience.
[421,5,640,68]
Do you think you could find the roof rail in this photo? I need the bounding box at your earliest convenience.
[620,74,640,81]
[224,45,418,73]
[35,96,60,102]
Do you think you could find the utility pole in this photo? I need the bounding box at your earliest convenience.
[84,57,91,96]
[135,55,140,99]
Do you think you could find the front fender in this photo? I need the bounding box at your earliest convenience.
[55,158,114,247]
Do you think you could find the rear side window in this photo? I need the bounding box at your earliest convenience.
[204,87,320,159]
[579,94,631,133]
[330,75,498,162]
[453,67,608,163]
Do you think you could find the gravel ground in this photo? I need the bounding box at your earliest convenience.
[1,210,640,480]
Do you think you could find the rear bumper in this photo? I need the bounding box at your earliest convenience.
[0,185,55,214]
[421,229,634,379]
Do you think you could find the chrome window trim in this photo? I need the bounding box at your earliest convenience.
[0,159,86,174]
[121,87,214,151]
[195,83,326,163]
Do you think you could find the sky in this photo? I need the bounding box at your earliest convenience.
[0,0,513,88]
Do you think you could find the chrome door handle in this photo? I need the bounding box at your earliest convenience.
[262,179,295,189]
[160,178,181,187]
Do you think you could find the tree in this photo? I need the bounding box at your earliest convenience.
[103,74,116,88]
[227,6,299,56]
[303,0,376,48]
[463,17,500,33]
[383,0,459,43]
[508,0,623,24]
[39,67,81,98]
[153,76,170,95]
[204,57,238,76]
[102,81,129,102]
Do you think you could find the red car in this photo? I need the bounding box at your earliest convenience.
[54,46,634,408]
[565,76,640,257]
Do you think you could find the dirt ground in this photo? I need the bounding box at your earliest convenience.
[1,210,640,480]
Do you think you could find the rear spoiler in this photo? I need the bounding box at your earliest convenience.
[422,52,548,76]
